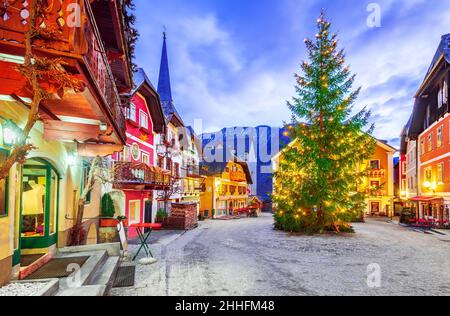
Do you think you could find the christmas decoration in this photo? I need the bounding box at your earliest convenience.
[273,11,376,234]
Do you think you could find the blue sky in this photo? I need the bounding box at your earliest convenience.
[134,0,450,147]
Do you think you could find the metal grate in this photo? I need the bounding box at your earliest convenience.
[113,266,136,288]
[20,254,45,267]
[25,257,89,280]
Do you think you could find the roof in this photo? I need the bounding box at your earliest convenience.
[157,33,185,127]
[200,157,253,184]
[416,34,450,97]
[424,34,450,80]
[131,68,166,134]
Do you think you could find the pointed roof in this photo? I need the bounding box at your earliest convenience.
[132,67,166,133]
[157,32,184,127]
[416,34,450,97]
[158,32,173,103]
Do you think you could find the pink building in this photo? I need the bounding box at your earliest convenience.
[114,68,168,237]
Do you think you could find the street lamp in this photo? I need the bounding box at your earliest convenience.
[67,151,78,167]
[1,119,21,147]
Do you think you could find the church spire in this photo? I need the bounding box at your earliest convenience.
[157,31,172,103]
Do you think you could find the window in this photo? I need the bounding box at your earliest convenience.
[174,163,180,178]
[438,163,444,184]
[120,146,130,162]
[402,162,407,174]
[157,155,164,169]
[420,140,425,156]
[428,133,433,152]
[402,179,407,191]
[0,150,8,217]
[127,103,137,122]
[438,80,448,108]
[426,105,431,128]
[82,160,92,204]
[142,152,150,166]
[425,168,432,183]
[438,126,443,148]
[139,110,149,130]
[129,200,141,224]
[167,158,172,174]
[370,181,380,188]
[370,160,380,170]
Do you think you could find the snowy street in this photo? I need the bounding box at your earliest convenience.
[111,214,450,296]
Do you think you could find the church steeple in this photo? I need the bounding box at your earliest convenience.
[157,32,173,103]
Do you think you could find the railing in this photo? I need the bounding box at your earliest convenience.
[230,171,247,182]
[367,169,386,178]
[83,0,126,140]
[114,162,171,186]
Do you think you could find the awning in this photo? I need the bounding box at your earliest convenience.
[409,196,443,202]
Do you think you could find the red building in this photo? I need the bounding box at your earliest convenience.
[113,68,168,237]
[407,34,450,221]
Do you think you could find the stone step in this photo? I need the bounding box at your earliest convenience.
[56,250,108,292]
[90,256,121,295]
[57,285,106,297]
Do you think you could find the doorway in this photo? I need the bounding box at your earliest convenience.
[370,202,380,216]
[144,199,153,233]
[20,158,59,251]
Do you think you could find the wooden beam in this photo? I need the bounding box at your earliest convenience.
[44,120,100,142]
[78,143,123,157]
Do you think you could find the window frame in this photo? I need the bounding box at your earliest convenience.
[428,133,433,152]
[142,152,150,166]
[437,126,443,148]
[128,199,141,224]
[369,160,380,170]
[127,103,137,122]
[139,109,149,130]
[437,163,444,184]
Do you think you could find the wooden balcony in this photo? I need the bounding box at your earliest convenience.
[367,169,386,178]
[0,0,128,145]
[114,162,172,190]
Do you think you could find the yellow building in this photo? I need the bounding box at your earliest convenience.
[0,1,132,285]
[362,140,397,217]
[272,138,396,218]
[200,158,253,218]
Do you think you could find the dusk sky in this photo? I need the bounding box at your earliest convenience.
[134,0,450,147]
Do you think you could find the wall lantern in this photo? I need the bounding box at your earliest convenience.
[424,181,431,189]
[1,119,21,147]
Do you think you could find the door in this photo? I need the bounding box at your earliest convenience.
[20,159,59,250]
[144,199,153,233]
[371,202,380,216]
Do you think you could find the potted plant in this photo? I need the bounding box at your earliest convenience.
[156,209,168,226]
[211,209,216,219]
[99,194,118,228]
[99,193,119,243]
[117,215,129,228]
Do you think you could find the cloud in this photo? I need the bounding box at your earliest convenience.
[133,0,450,148]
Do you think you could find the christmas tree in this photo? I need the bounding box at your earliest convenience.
[273,11,376,234]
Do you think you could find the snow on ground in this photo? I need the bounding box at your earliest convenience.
[0,281,48,296]
[111,214,450,296]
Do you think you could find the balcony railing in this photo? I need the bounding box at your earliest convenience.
[367,169,386,178]
[114,162,171,187]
